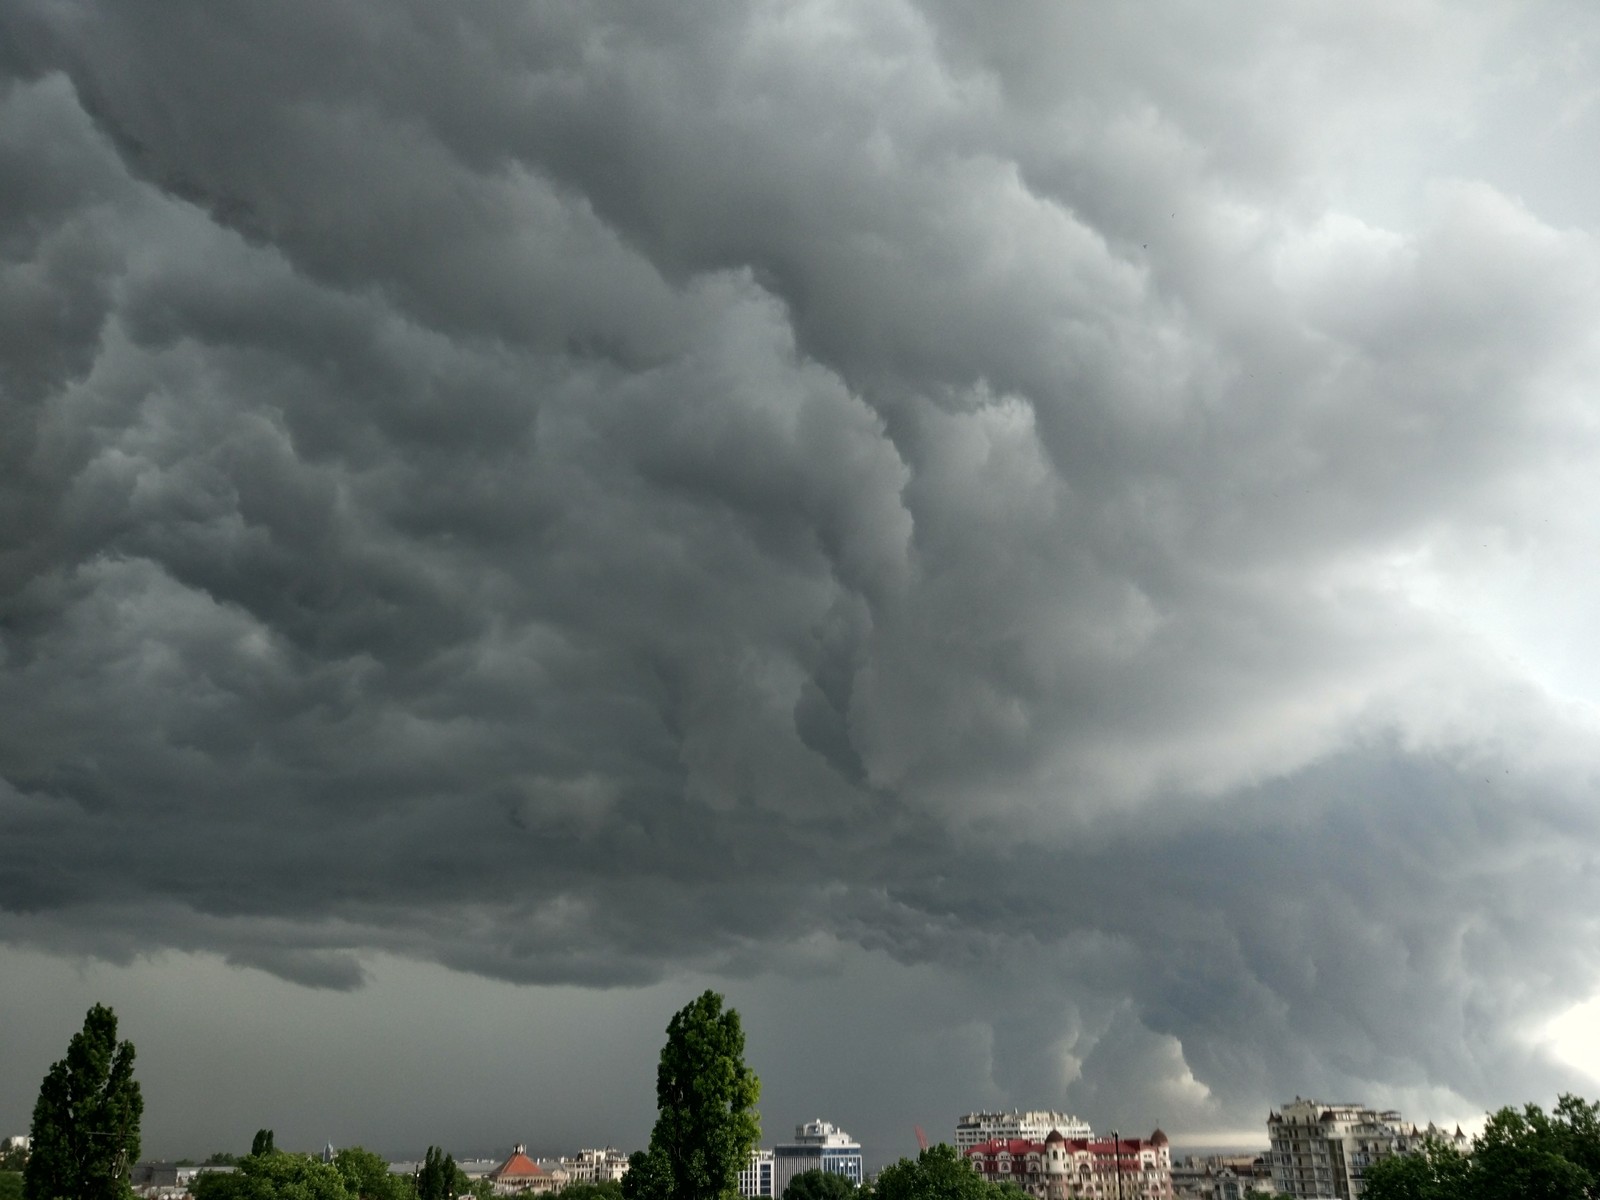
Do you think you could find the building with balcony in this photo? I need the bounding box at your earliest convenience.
[1266,1099,1467,1200]
[956,1112,1094,1152]
[965,1129,1172,1200]
[558,1149,630,1184]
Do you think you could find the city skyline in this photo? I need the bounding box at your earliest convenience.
[6,0,1600,1174]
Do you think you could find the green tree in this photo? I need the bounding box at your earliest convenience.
[872,1145,1002,1200]
[335,1148,409,1200]
[1468,1104,1592,1200]
[194,1152,352,1200]
[558,1183,624,1200]
[415,1147,457,1200]
[252,1132,277,1158]
[24,1003,143,1200]
[1361,1138,1470,1200]
[623,1152,671,1200]
[622,991,761,1200]
[0,1174,23,1200]
[1543,1095,1600,1184]
[781,1170,857,1200]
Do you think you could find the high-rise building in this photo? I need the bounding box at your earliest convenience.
[1267,1099,1467,1200]
[740,1149,776,1198]
[955,1112,1094,1152]
[772,1120,863,1197]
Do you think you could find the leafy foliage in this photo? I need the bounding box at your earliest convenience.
[415,1147,457,1200]
[558,1182,625,1200]
[1362,1096,1600,1200]
[623,1150,673,1200]
[1468,1103,1592,1200]
[252,1132,277,1158]
[780,1170,857,1200]
[0,1174,22,1200]
[872,1145,1012,1200]
[336,1147,410,1200]
[193,1151,352,1200]
[24,1004,143,1200]
[1362,1138,1471,1200]
[622,991,761,1200]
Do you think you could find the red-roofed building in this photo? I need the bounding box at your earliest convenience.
[966,1129,1172,1200]
[489,1145,569,1196]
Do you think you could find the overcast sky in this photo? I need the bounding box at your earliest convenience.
[5,0,1600,1170]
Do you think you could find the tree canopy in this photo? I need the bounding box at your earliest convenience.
[1362,1096,1600,1200]
[1361,1137,1471,1200]
[414,1146,458,1200]
[24,1003,143,1200]
[335,1147,410,1200]
[872,1145,1020,1200]
[193,1151,352,1200]
[780,1169,857,1200]
[621,991,761,1200]
[559,1183,624,1200]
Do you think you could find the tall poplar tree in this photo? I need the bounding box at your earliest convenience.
[415,1146,458,1200]
[623,991,761,1200]
[24,1004,143,1200]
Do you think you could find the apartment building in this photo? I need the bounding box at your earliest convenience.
[955,1112,1095,1152]
[1267,1099,1467,1200]
[965,1129,1172,1200]
[558,1149,630,1184]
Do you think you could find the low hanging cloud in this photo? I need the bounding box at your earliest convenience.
[5,0,1600,1144]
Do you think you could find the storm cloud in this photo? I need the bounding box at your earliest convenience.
[5,0,1600,1161]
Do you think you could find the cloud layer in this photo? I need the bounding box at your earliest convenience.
[5,0,1600,1149]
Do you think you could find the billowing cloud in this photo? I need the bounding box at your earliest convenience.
[5,0,1600,1161]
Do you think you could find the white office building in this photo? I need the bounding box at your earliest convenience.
[954,1112,1093,1152]
[772,1120,863,1197]
[739,1149,776,1198]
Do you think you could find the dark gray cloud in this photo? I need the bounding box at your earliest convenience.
[4,0,1600,1163]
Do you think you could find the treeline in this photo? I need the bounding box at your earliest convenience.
[1365,1095,1600,1200]
[782,1151,1027,1200]
[188,1135,498,1200]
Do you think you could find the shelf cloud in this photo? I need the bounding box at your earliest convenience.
[4,0,1600,1159]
